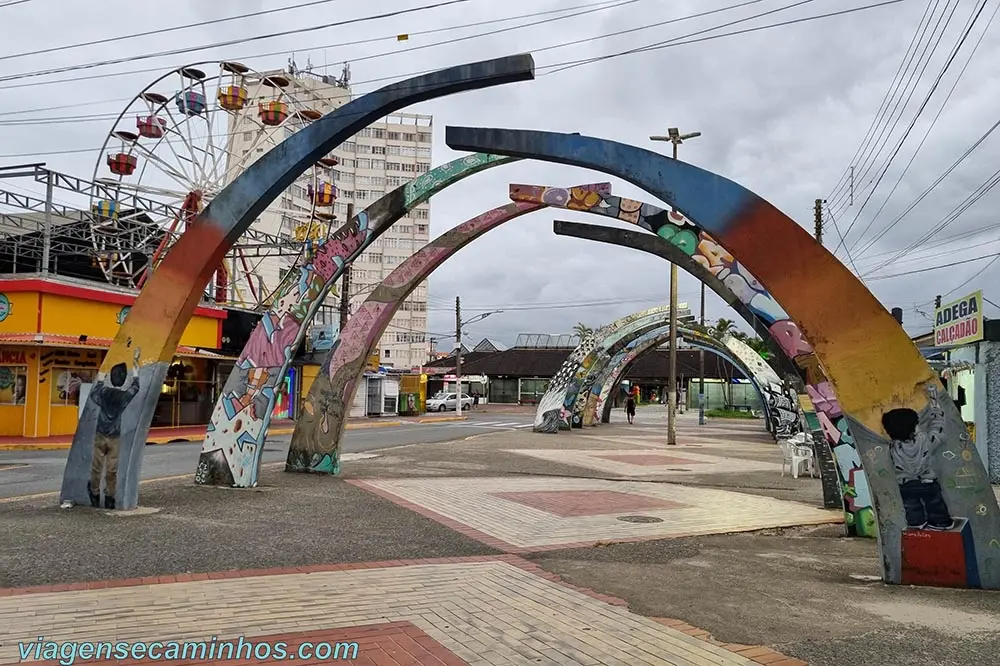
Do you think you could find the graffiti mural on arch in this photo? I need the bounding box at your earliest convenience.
[56,55,536,512]
[533,306,670,433]
[195,152,519,488]
[722,332,801,439]
[447,126,1000,588]
[285,186,611,472]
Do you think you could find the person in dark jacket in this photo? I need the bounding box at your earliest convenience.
[625,394,636,424]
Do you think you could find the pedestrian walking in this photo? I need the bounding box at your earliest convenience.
[625,394,636,424]
[473,392,480,410]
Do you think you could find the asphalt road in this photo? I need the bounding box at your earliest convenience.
[0,412,534,499]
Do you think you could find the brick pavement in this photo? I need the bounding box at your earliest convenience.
[0,557,805,666]
[351,476,842,552]
[503,448,782,477]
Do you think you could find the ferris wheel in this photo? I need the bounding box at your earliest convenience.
[90,61,340,309]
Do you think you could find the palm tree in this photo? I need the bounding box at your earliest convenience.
[711,318,735,339]
[573,322,594,339]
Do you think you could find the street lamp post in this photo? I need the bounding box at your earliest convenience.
[650,127,701,444]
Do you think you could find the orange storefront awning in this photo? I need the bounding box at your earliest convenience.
[0,333,236,360]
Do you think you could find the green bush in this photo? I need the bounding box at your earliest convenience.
[705,408,758,419]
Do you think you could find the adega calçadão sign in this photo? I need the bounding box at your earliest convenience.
[934,290,984,347]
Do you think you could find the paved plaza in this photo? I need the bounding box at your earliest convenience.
[352,476,839,552]
[0,558,790,666]
[2,408,998,666]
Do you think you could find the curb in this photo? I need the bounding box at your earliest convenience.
[0,420,422,451]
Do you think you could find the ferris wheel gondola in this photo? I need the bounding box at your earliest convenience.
[90,61,340,309]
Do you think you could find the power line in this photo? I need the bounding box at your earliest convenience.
[829,0,959,220]
[866,249,1000,280]
[832,0,988,251]
[0,0,731,101]
[0,0,475,84]
[0,1,908,160]
[0,0,351,63]
[825,0,937,204]
[826,0,946,211]
[844,0,993,254]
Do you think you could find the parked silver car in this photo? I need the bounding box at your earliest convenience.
[426,392,473,412]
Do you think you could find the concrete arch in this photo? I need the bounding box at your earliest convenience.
[552,219,843,510]
[59,54,535,511]
[196,152,521,488]
[445,126,1000,587]
[551,220,798,379]
[534,305,686,433]
[284,184,612,473]
[596,326,761,426]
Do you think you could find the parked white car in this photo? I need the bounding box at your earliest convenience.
[426,392,473,412]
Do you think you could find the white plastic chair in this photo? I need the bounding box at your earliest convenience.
[779,434,815,479]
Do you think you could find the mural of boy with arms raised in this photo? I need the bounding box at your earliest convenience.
[881,384,954,531]
[87,348,141,510]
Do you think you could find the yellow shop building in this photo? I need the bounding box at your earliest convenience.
[0,276,229,438]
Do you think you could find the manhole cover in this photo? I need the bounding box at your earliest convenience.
[616,515,664,523]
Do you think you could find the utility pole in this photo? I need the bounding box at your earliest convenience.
[650,127,701,445]
[455,296,462,406]
[698,282,706,425]
[814,199,824,245]
[338,203,354,330]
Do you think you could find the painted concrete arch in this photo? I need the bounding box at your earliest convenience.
[284,184,611,473]
[195,152,521,489]
[551,218,841,511]
[592,324,765,427]
[446,126,1000,587]
[533,306,674,433]
[58,55,535,512]
[550,220,799,380]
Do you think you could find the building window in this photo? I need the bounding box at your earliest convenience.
[342,141,356,152]
[387,145,401,156]
[356,189,369,200]
[403,133,416,141]
[357,128,372,137]
[338,157,356,168]
[384,349,391,358]
[416,224,427,234]
[415,163,429,173]
[50,368,97,406]
[0,366,28,405]
[372,145,386,155]
[387,162,402,171]
[243,131,253,141]
[372,128,386,138]
[356,144,372,154]
[356,158,371,169]
[418,132,431,143]
[413,209,429,220]
[371,159,385,170]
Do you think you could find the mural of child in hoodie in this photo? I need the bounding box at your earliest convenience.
[881,384,954,531]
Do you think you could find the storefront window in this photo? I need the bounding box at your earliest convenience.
[0,366,28,405]
[51,368,96,406]
[271,368,296,421]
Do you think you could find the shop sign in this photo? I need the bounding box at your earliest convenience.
[0,294,10,322]
[934,290,983,347]
[366,353,380,372]
[0,349,26,364]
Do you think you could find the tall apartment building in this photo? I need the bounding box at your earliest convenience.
[226,62,433,370]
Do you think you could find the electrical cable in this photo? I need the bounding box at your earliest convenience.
[824,0,937,205]
[828,0,959,220]
[832,0,987,252]
[0,0,352,63]
[826,0,945,212]
[0,0,475,83]
[0,1,906,159]
[865,249,1000,280]
[845,0,994,255]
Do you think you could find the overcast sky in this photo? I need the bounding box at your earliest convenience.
[2,0,997,347]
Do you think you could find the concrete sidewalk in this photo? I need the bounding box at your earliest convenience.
[0,414,467,451]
